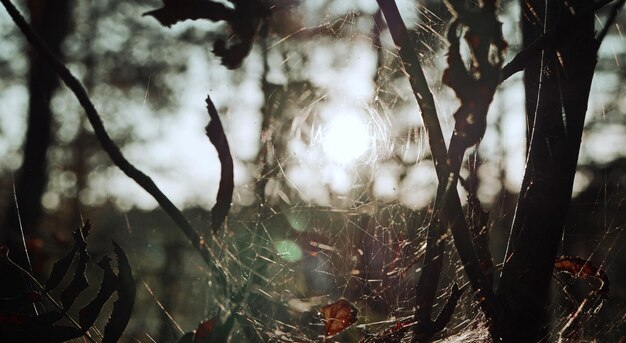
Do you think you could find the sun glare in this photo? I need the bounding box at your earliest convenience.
[322,113,371,165]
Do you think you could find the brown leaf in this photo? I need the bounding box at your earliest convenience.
[554,256,609,298]
[205,95,234,233]
[321,299,358,337]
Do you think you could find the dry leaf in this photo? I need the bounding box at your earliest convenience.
[554,256,609,298]
[320,299,358,337]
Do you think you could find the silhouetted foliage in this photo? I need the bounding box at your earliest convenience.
[0,222,136,342]
[145,0,270,69]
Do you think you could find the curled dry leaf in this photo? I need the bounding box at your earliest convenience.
[554,256,610,298]
[144,0,269,69]
[205,95,234,233]
[320,299,358,337]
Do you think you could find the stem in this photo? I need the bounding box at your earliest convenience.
[376,0,499,333]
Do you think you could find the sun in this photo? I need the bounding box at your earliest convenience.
[322,112,371,165]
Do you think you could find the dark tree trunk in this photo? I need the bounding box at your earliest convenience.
[496,0,598,340]
[1,0,71,295]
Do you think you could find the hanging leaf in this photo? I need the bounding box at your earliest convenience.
[554,256,609,298]
[0,221,131,343]
[45,222,90,292]
[193,312,235,343]
[144,0,269,68]
[205,95,234,233]
[44,247,77,292]
[143,0,232,28]
[79,256,118,329]
[320,299,358,338]
[103,241,136,343]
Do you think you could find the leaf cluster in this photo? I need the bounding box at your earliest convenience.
[0,222,135,343]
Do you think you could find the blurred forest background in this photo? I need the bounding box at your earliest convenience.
[0,0,624,341]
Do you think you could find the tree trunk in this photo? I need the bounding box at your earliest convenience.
[496,0,598,340]
[1,0,71,296]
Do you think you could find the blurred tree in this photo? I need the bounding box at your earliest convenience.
[1,0,71,299]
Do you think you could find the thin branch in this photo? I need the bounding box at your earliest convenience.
[374,2,453,336]
[0,0,228,290]
[376,0,499,333]
[375,0,447,175]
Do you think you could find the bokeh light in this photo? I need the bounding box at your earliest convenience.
[322,111,372,165]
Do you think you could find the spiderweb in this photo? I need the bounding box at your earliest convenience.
[1,0,619,341]
[100,1,622,341]
[112,0,626,341]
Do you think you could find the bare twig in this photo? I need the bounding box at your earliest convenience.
[0,0,228,290]
[3,249,97,343]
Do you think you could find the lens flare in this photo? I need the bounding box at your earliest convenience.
[322,113,371,164]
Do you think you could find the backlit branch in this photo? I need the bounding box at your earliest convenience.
[376,0,500,338]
